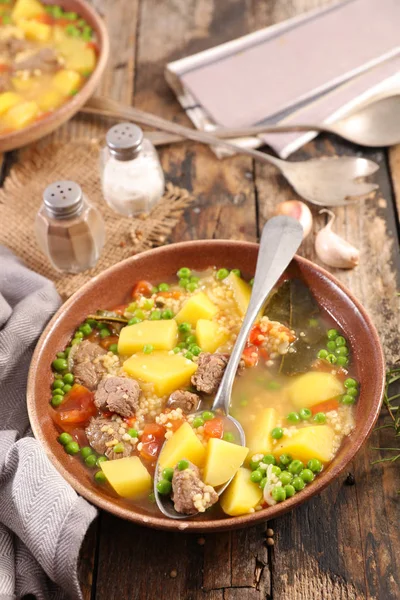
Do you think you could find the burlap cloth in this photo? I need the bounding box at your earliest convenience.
[0,140,194,299]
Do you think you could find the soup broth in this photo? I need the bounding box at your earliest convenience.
[49,267,358,519]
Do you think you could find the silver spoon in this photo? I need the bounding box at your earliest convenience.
[154,215,304,519]
[84,96,379,207]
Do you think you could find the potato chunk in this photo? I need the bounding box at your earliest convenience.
[123,350,197,396]
[118,320,178,355]
[52,69,81,96]
[4,101,38,129]
[158,422,206,469]
[196,319,229,353]
[12,0,46,21]
[18,19,51,41]
[36,89,64,112]
[54,32,96,74]
[203,438,248,487]
[220,467,262,516]
[0,92,21,116]
[288,372,345,409]
[272,425,335,464]
[224,272,252,316]
[100,456,151,498]
[243,407,279,457]
[175,292,218,326]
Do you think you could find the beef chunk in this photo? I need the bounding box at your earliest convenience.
[13,48,61,74]
[85,415,133,460]
[166,390,200,414]
[191,353,229,395]
[0,36,29,57]
[69,340,107,390]
[172,461,218,514]
[94,376,141,417]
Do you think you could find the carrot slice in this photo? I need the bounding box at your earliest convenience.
[310,398,340,415]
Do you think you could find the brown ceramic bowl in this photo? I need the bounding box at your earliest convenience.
[27,241,385,532]
[0,0,109,152]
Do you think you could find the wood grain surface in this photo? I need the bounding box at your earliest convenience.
[9,0,400,598]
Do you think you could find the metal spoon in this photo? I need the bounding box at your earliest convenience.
[84,97,379,207]
[154,215,304,519]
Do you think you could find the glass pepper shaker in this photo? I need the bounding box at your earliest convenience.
[35,181,105,274]
[100,122,165,217]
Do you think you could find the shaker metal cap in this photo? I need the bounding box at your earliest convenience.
[106,122,143,160]
[43,181,83,218]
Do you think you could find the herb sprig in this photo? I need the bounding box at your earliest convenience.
[371,367,400,470]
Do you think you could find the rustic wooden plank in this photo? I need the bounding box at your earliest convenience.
[77,519,99,600]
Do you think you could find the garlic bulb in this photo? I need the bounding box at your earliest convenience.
[274,200,313,239]
[315,210,359,269]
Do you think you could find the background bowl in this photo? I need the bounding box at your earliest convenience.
[27,241,385,532]
[0,0,109,152]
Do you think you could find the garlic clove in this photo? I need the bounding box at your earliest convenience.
[315,210,359,269]
[274,200,313,239]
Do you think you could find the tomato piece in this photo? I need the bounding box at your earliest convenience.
[312,359,347,381]
[259,347,269,360]
[204,417,223,439]
[140,423,165,460]
[242,345,259,367]
[170,419,184,433]
[86,41,99,55]
[124,416,137,428]
[156,291,182,300]
[33,14,53,24]
[249,325,264,346]
[100,334,119,350]
[0,64,9,73]
[51,384,96,427]
[132,280,154,299]
[111,303,129,315]
[310,398,340,415]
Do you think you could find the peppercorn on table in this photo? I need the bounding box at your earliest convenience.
[3,0,400,599]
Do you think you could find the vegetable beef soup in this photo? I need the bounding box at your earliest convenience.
[0,0,98,134]
[49,267,358,518]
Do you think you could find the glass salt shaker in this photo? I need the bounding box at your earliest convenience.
[100,122,165,217]
[35,181,105,274]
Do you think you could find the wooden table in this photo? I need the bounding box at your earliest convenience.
[8,0,400,598]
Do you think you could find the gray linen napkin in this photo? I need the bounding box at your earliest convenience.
[0,247,97,600]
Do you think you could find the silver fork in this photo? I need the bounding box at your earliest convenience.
[85,97,379,207]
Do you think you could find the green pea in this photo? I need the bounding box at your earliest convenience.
[128,428,138,438]
[179,278,189,288]
[279,454,292,466]
[177,267,191,279]
[216,268,229,280]
[113,443,125,453]
[187,282,199,292]
[313,412,326,424]
[341,394,355,405]
[85,455,97,468]
[271,487,286,502]
[80,323,92,336]
[347,387,358,397]
[86,318,98,327]
[336,356,349,367]
[288,460,304,475]
[185,334,197,345]
[327,328,339,340]
[284,484,296,498]
[52,380,64,390]
[65,11,78,20]
[172,347,180,354]
[177,459,189,471]
[223,432,235,442]
[202,411,214,421]
[263,454,276,465]
[58,432,73,446]
[128,317,142,325]
[231,269,241,277]
[151,287,158,295]
[326,353,337,364]
[335,336,346,347]
[56,351,66,359]
[299,408,312,420]
[185,351,194,361]
[158,283,170,292]
[335,346,349,357]
[157,479,172,495]
[2,14,11,24]
[307,458,322,473]
[66,24,80,37]
[51,395,64,407]
[71,338,81,346]
[143,344,154,354]
[286,412,300,424]
[249,459,261,471]
[190,345,202,356]
[149,310,161,321]
[109,344,118,354]
[317,349,329,359]
[271,427,283,440]
[162,468,174,481]
[148,492,156,503]
[63,384,72,394]
[99,328,111,339]
[178,322,191,333]
[74,331,84,339]
[292,476,305,491]
[80,446,94,460]
[133,309,145,320]
[52,358,68,373]
[94,471,107,484]
[162,309,174,319]
[96,456,108,467]
[250,469,263,483]
[249,278,254,287]
[308,318,319,328]
[266,381,281,390]
[326,340,337,352]
[344,378,357,388]
[300,468,315,483]
[65,441,80,455]
[279,471,293,486]
[126,302,137,313]
[271,465,281,476]
[143,299,154,310]
[63,373,74,385]
[240,399,248,407]
[177,342,187,349]
[192,416,205,428]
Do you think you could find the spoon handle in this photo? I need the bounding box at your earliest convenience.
[211,216,303,415]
